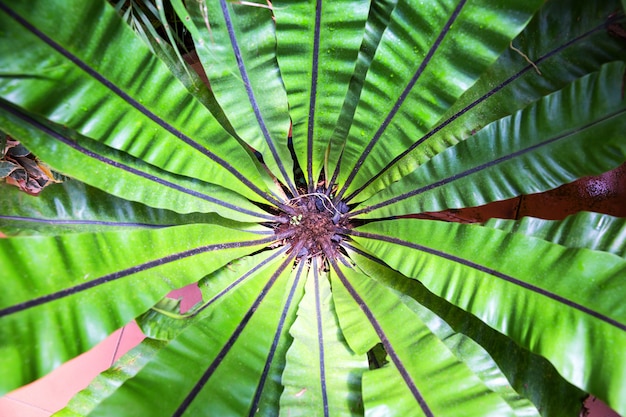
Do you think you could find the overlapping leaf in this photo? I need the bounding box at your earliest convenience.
[350,218,626,415]
[0,103,273,223]
[345,243,585,417]
[0,224,276,394]
[354,0,626,201]
[273,0,369,190]
[329,259,521,417]
[352,62,626,219]
[183,0,297,194]
[0,180,271,236]
[84,250,303,416]
[0,0,280,204]
[280,258,368,416]
[331,0,542,201]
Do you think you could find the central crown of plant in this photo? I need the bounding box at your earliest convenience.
[277,193,350,259]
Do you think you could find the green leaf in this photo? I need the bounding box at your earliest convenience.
[353,62,626,219]
[0,180,270,236]
[136,297,194,341]
[332,0,542,201]
[184,0,297,194]
[484,212,626,258]
[0,224,276,394]
[273,0,369,189]
[358,0,626,199]
[350,219,626,415]
[55,338,167,417]
[137,248,292,343]
[280,258,368,416]
[436,0,626,155]
[346,244,581,417]
[86,251,303,416]
[0,0,281,204]
[0,103,274,223]
[326,0,397,172]
[131,5,237,140]
[330,259,520,417]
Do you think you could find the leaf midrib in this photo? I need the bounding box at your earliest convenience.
[0,1,284,208]
[0,101,277,222]
[0,234,284,318]
[343,14,622,203]
[351,107,626,217]
[219,0,298,197]
[348,229,626,333]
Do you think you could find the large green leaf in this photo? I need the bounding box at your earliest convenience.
[0,0,282,205]
[280,258,368,416]
[273,0,369,190]
[352,62,626,219]
[0,224,277,394]
[345,243,584,417]
[85,250,303,416]
[182,0,296,195]
[60,250,294,417]
[484,212,626,258]
[350,219,626,415]
[329,258,520,417]
[331,0,542,201]
[431,0,626,161]
[116,0,236,138]
[0,103,274,223]
[0,180,271,236]
[136,247,291,343]
[325,0,397,188]
[353,0,626,200]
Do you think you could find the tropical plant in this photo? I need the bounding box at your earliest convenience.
[1,0,625,416]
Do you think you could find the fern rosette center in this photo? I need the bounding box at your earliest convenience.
[277,193,349,259]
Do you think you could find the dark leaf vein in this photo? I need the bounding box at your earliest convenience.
[348,229,626,332]
[0,2,282,207]
[173,250,297,417]
[0,215,168,228]
[350,107,626,217]
[336,0,467,200]
[0,234,283,318]
[307,0,322,192]
[328,256,434,417]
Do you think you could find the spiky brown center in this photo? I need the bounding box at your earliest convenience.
[276,194,349,259]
